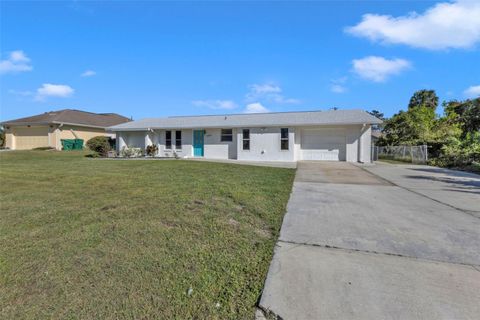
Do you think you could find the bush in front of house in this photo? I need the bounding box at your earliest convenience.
[86,136,114,156]
[0,126,5,147]
[145,144,158,156]
[120,146,143,158]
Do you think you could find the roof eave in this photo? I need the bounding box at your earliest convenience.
[108,120,382,131]
[51,121,109,129]
[0,121,53,126]
[1,121,112,129]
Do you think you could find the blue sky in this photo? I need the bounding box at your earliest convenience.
[1,0,479,121]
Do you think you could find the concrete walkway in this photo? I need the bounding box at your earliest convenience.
[185,158,297,169]
[258,162,480,319]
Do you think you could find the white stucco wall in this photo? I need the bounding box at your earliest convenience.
[237,127,295,162]
[156,129,193,158]
[359,125,372,163]
[203,128,237,159]
[346,124,372,163]
[117,132,126,152]
[122,131,145,149]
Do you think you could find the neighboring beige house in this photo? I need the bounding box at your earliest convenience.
[1,109,131,150]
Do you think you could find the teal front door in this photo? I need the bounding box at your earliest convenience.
[193,130,204,157]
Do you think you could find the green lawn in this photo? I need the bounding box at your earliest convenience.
[0,151,295,319]
[377,158,417,165]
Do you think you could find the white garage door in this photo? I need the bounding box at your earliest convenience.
[301,128,346,161]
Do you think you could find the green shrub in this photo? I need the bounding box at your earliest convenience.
[86,136,114,157]
[428,132,480,169]
[120,146,143,158]
[145,144,158,156]
[0,126,5,147]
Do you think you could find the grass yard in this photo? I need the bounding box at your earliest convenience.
[0,151,295,319]
[377,159,417,165]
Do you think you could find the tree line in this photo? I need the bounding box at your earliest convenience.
[370,89,480,171]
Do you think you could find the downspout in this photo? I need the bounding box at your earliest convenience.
[57,123,64,150]
[70,128,80,139]
[358,123,367,163]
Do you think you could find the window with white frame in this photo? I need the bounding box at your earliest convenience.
[175,131,182,149]
[280,128,289,150]
[166,131,172,149]
[242,129,250,150]
[221,129,233,142]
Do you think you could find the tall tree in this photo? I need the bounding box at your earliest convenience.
[379,106,436,146]
[443,98,480,136]
[368,110,385,131]
[368,110,385,120]
[408,89,439,110]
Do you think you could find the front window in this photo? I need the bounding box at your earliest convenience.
[175,130,182,149]
[281,128,289,150]
[221,129,233,142]
[242,129,250,150]
[166,131,172,149]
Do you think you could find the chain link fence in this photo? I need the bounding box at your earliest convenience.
[372,145,428,164]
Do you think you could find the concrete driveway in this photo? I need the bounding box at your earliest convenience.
[258,162,480,319]
[363,163,480,217]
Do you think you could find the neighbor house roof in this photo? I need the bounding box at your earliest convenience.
[108,109,382,131]
[1,109,131,128]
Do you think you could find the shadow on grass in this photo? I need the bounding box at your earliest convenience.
[84,153,101,158]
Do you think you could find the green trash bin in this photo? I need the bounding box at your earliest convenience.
[61,139,75,151]
[73,139,84,150]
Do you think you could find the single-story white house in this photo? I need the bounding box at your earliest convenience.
[108,109,382,163]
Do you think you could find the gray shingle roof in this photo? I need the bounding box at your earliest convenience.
[1,109,131,128]
[108,109,382,131]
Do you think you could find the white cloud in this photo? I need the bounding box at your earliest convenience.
[10,51,30,62]
[346,1,480,50]
[464,85,480,98]
[331,84,347,93]
[330,77,348,93]
[192,99,237,110]
[352,56,411,82]
[249,83,282,94]
[81,70,96,77]
[192,82,299,113]
[246,82,300,104]
[244,102,269,113]
[35,83,74,101]
[274,97,301,104]
[9,89,33,96]
[0,50,32,74]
